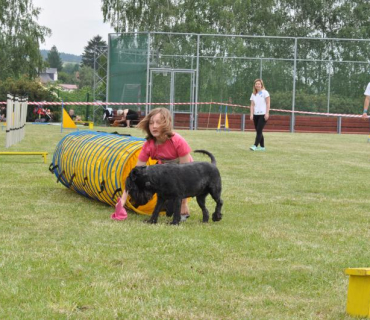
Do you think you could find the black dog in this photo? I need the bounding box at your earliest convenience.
[125,150,223,225]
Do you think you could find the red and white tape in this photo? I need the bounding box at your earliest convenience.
[0,101,363,118]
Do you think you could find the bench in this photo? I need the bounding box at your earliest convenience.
[0,152,48,163]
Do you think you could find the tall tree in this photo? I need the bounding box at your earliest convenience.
[78,66,94,89]
[47,46,63,71]
[0,0,51,80]
[81,35,107,69]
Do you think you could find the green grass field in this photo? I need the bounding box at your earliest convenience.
[0,123,369,319]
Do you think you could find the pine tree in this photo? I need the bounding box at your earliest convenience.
[47,46,63,71]
[81,35,107,69]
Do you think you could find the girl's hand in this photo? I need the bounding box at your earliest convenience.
[264,113,269,121]
[250,115,253,121]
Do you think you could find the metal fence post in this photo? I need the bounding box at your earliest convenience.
[241,114,245,131]
[194,34,200,130]
[290,38,297,133]
[337,116,342,134]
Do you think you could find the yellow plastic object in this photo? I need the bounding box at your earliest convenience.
[52,131,161,216]
[75,121,94,130]
[0,151,48,163]
[62,108,77,129]
[225,112,229,129]
[217,113,222,130]
[345,268,370,317]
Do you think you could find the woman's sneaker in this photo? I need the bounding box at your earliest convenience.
[249,145,257,151]
[256,146,266,151]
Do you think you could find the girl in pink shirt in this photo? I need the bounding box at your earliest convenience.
[117,108,192,219]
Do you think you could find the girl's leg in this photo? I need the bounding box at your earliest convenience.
[252,116,259,146]
[180,198,190,221]
[254,115,267,147]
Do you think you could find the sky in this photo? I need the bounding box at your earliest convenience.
[33,0,115,56]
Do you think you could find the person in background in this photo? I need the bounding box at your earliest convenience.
[114,107,192,221]
[45,108,53,122]
[112,109,139,127]
[362,82,370,119]
[0,105,6,122]
[68,109,81,121]
[249,79,270,151]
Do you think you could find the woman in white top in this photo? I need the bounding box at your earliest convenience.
[362,82,370,119]
[249,79,270,151]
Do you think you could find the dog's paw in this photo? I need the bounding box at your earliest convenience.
[212,213,222,222]
[169,220,180,225]
[144,218,157,224]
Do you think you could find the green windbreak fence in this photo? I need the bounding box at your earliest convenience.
[107,32,370,118]
[108,33,148,109]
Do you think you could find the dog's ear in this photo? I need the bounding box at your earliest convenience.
[130,167,140,181]
[130,166,146,181]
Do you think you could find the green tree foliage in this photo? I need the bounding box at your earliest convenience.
[81,35,107,68]
[63,63,80,75]
[58,71,76,84]
[78,66,94,89]
[0,0,51,80]
[0,76,58,102]
[58,86,92,121]
[46,46,63,71]
[0,76,60,121]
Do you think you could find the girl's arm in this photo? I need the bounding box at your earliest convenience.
[265,96,270,120]
[250,100,254,120]
[179,153,191,164]
[119,159,147,207]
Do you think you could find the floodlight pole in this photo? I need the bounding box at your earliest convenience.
[290,38,297,133]
[327,61,332,114]
[260,59,263,79]
[194,34,200,130]
[145,32,151,115]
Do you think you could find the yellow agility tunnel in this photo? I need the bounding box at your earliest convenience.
[50,131,158,215]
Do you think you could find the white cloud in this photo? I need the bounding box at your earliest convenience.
[33,0,115,55]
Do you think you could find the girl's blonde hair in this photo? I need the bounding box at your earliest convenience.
[137,107,174,140]
[253,79,266,95]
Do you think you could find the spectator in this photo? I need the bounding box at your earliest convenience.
[0,105,6,122]
[68,109,81,121]
[362,82,370,119]
[45,109,53,122]
[249,78,270,151]
[112,109,139,127]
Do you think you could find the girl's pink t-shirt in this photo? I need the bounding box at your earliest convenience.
[138,132,192,163]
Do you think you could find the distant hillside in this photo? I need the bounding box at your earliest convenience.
[40,49,82,63]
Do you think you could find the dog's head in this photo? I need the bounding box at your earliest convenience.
[125,166,155,207]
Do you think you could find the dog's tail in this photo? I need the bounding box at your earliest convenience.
[194,150,217,165]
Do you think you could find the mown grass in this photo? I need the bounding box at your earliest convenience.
[0,123,370,319]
